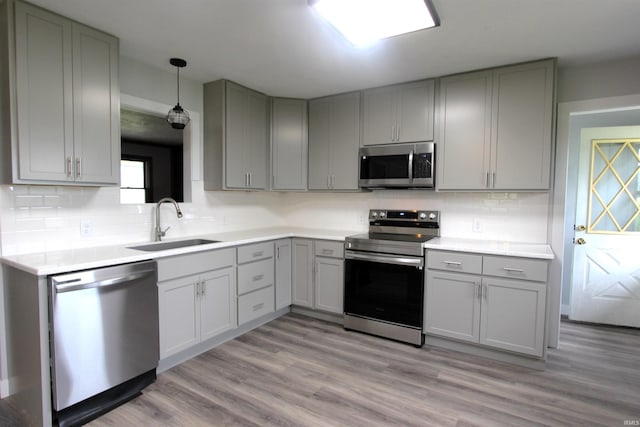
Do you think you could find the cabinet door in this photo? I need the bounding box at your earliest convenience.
[424,270,481,343]
[246,89,268,189]
[292,239,313,307]
[395,80,434,143]
[362,86,394,146]
[224,82,247,188]
[330,92,360,190]
[158,276,200,358]
[314,257,344,314]
[271,98,308,190]
[200,267,237,341]
[14,2,73,182]
[437,71,493,190]
[71,23,119,184]
[308,98,331,189]
[275,239,292,310]
[491,60,554,190]
[480,277,546,357]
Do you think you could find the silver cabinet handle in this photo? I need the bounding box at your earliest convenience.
[485,171,490,188]
[252,274,264,282]
[322,249,333,255]
[476,284,482,298]
[76,157,81,178]
[252,302,264,312]
[66,157,73,177]
[253,251,264,258]
[503,267,525,273]
[491,171,496,188]
[444,261,462,266]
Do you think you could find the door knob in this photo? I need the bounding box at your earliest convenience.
[574,224,586,231]
[574,237,586,245]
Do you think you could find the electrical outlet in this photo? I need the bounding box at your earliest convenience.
[80,220,93,237]
[472,219,482,233]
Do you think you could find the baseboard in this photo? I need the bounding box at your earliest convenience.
[424,335,546,370]
[0,377,8,398]
[290,306,343,324]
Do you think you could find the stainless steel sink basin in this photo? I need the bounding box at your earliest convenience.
[129,238,220,252]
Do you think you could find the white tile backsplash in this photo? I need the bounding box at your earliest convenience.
[0,182,551,256]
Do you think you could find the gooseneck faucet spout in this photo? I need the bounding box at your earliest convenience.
[155,197,183,241]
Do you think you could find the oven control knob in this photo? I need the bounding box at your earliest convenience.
[429,212,437,220]
[371,212,378,218]
[419,212,427,219]
[379,211,386,218]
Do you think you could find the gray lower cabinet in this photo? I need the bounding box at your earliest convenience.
[292,238,344,314]
[437,59,555,190]
[292,238,314,307]
[4,0,119,185]
[308,92,360,190]
[425,250,547,357]
[275,239,292,310]
[313,241,344,314]
[203,79,268,190]
[157,249,237,359]
[271,98,308,190]
[237,242,275,324]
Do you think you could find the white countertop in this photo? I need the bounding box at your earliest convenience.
[424,237,554,260]
[0,227,358,276]
[1,229,554,276]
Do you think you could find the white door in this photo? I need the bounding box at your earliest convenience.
[570,126,640,327]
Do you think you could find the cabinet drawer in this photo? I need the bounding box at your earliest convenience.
[158,248,235,282]
[483,256,548,282]
[238,286,275,325]
[427,251,482,275]
[237,242,274,264]
[314,240,344,258]
[237,258,274,295]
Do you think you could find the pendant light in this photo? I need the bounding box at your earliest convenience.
[167,58,190,129]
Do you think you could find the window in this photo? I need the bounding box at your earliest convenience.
[120,159,149,204]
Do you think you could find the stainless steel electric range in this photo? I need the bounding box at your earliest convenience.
[343,209,440,346]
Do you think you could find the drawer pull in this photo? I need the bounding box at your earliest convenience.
[252,274,264,282]
[444,261,462,266]
[322,249,333,255]
[503,267,525,273]
[252,302,264,312]
[253,251,264,258]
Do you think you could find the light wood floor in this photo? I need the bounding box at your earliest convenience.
[2,313,639,426]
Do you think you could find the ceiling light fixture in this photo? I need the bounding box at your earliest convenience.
[310,0,439,47]
[167,58,190,130]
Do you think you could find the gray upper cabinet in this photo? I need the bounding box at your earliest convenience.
[271,98,307,190]
[7,1,119,185]
[438,59,555,190]
[203,80,268,190]
[362,80,435,146]
[308,92,360,190]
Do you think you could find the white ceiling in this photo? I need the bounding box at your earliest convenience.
[25,0,640,99]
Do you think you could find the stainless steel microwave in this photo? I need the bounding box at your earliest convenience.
[359,142,435,189]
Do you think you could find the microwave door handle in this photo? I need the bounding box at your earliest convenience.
[408,151,414,182]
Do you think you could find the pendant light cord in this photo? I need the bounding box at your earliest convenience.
[176,66,180,106]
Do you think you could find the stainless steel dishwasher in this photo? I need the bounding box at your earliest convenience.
[48,260,159,427]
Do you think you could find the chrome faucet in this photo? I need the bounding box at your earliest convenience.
[155,197,183,241]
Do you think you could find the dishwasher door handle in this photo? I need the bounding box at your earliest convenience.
[54,269,156,293]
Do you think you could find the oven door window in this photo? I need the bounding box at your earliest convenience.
[344,257,423,328]
[360,154,410,180]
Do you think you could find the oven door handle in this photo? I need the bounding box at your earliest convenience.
[345,251,424,269]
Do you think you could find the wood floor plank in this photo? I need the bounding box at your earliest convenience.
[71,314,640,426]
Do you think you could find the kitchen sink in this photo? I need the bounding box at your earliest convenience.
[129,238,220,252]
